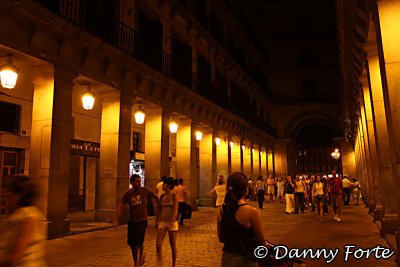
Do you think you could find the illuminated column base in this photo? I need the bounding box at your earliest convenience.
[97,90,132,222]
[176,119,198,209]
[231,142,241,173]
[253,148,260,178]
[217,138,228,180]
[144,109,170,190]
[198,130,214,207]
[30,65,76,237]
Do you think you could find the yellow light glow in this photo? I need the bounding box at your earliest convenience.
[134,108,145,124]
[229,141,234,149]
[215,137,221,146]
[252,148,254,154]
[0,64,18,89]
[195,131,203,141]
[331,148,340,160]
[169,120,178,133]
[260,150,262,156]
[241,145,245,151]
[82,90,95,110]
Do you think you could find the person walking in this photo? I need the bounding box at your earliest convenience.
[217,172,267,267]
[330,172,343,222]
[276,177,285,203]
[284,176,295,214]
[342,176,351,205]
[156,177,179,267]
[211,179,227,207]
[175,178,187,225]
[294,175,306,214]
[113,174,158,267]
[266,175,275,203]
[0,176,47,267]
[351,178,361,205]
[312,175,327,222]
[255,176,266,209]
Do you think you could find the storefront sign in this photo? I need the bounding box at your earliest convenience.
[70,139,100,157]
[135,152,145,161]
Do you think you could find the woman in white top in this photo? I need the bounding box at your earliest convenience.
[312,175,326,221]
[0,176,47,267]
[156,177,178,267]
[211,180,226,207]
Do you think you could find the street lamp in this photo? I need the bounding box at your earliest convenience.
[0,54,19,89]
[195,131,203,141]
[82,86,95,110]
[169,119,178,133]
[229,141,234,149]
[134,104,145,124]
[215,137,221,146]
[331,148,340,160]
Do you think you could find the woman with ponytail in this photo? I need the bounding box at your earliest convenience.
[217,172,267,267]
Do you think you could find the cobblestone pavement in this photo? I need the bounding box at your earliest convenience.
[46,201,398,267]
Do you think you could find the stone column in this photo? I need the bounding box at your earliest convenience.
[240,140,244,173]
[144,108,170,190]
[231,140,241,173]
[359,103,372,200]
[243,144,251,178]
[362,80,379,205]
[250,143,254,178]
[97,89,132,222]
[375,0,400,233]
[176,119,198,209]
[274,140,290,179]
[261,149,268,177]
[227,136,232,175]
[30,65,76,237]
[198,130,214,207]
[367,53,394,226]
[252,147,260,178]
[217,136,228,179]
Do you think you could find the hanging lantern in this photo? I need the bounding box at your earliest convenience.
[169,120,178,133]
[0,54,19,89]
[215,137,221,146]
[229,141,234,149]
[134,105,145,124]
[331,148,340,160]
[82,87,95,110]
[195,131,203,141]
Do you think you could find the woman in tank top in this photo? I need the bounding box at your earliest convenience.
[217,172,267,267]
[156,177,178,267]
[312,175,326,222]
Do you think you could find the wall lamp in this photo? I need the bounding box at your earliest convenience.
[0,54,19,89]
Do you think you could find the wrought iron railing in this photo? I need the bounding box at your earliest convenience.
[161,51,171,76]
[114,20,137,56]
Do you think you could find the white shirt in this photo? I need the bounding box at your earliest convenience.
[342,178,351,188]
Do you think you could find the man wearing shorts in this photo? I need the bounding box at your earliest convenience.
[114,174,158,267]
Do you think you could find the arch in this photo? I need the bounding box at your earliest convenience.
[284,110,342,139]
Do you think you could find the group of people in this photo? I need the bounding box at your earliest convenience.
[282,171,362,222]
[0,171,361,267]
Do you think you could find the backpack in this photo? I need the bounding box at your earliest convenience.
[332,180,342,195]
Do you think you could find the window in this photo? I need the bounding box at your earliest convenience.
[0,101,20,134]
[132,132,142,152]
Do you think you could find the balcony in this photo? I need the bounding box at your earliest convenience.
[35,0,277,137]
